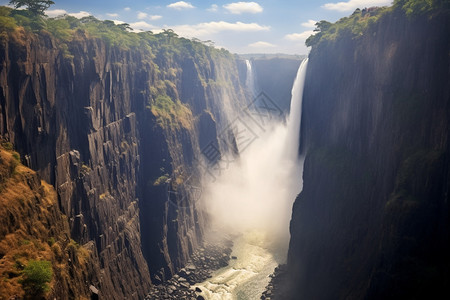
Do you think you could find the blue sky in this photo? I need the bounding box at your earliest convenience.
[0,0,393,54]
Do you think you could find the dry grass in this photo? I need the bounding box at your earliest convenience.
[0,146,91,299]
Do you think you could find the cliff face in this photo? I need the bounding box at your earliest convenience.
[288,9,450,300]
[251,58,302,113]
[0,28,245,298]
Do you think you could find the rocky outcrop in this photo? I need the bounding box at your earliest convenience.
[144,236,232,299]
[287,8,450,300]
[0,27,246,298]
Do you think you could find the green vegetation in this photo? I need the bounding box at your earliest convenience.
[393,0,450,17]
[9,0,54,16]
[153,174,170,186]
[0,5,200,49]
[80,163,91,174]
[0,7,17,32]
[306,0,449,47]
[0,141,13,151]
[0,6,46,32]
[47,237,55,246]
[151,94,193,131]
[20,260,53,296]
[0,4,233,74]
[11,151,20,162]
[19,239,31,246]
[306,7,390,47]
[0,4,234,136]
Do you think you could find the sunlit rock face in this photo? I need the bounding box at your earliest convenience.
[0,30,246,299]
[287,9,450,300]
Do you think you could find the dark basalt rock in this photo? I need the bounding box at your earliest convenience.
[261,265,288,300]
[145,237,232,300]
[286,9,450,300]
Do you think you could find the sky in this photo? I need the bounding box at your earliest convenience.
[0,0,393,54]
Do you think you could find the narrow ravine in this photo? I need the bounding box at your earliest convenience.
[195,59,309,299]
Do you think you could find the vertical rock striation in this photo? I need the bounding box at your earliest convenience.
[287,9,450,300]
[0,27,246,298]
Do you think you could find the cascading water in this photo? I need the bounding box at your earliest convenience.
[196,59,309,299]
[286,58,308,159]
[245,59,257,98]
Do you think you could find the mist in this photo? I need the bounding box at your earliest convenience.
[202,59,309,255]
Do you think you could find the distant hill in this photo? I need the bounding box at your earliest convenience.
[238,53,306,60]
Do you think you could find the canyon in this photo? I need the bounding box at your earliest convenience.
[0,2,449,299]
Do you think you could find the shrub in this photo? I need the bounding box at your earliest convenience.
[11,151,20,162]
[47,237,55,246]
[153,174,170,186]
[21,260,53,297]
[151,94,193,130]
[1,141,13,151]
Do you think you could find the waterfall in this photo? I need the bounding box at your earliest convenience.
[245,59,257,98]
[197,58,309,299]
[286,58,308,160]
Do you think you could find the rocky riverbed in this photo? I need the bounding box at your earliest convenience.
[145,237,233,299]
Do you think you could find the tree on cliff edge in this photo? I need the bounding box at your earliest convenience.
[9,0,55,15]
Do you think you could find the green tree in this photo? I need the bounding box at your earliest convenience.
[394,0,450,16]
[9,0,55,15]
[20,260,53,297]
[305,20,332,47]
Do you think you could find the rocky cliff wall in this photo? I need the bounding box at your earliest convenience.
[252,58,302,113]
[287,8,450,300]
[0,27,246,298]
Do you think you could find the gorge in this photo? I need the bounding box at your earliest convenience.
[192,58,307,300]
[0,1,449,299]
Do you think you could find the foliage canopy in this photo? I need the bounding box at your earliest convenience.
[9,0,54,15]
[305,0,449,48]
[306,7,389,47]
[393,0,450,16]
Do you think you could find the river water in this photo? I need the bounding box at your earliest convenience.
[194,230,286,299]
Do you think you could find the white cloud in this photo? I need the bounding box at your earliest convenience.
[223,2,263,14]
[150,15,163,21]
[301,19,318,28]
[68,11,91,18]
[129,21,155,31]
[285,30,315,41]
[46,9,67,17]
[107,13,119,17]
[168,21,270,38]
[322,0,392,12]
[46,9,92,18]
[124,7,131,11]
[113,20,126,25]
[137,12,148,19]
[167,1,195,10]
[207,4,219,12]
[248,41,275,48]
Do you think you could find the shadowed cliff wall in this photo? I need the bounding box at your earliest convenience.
[288,8,450,300]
